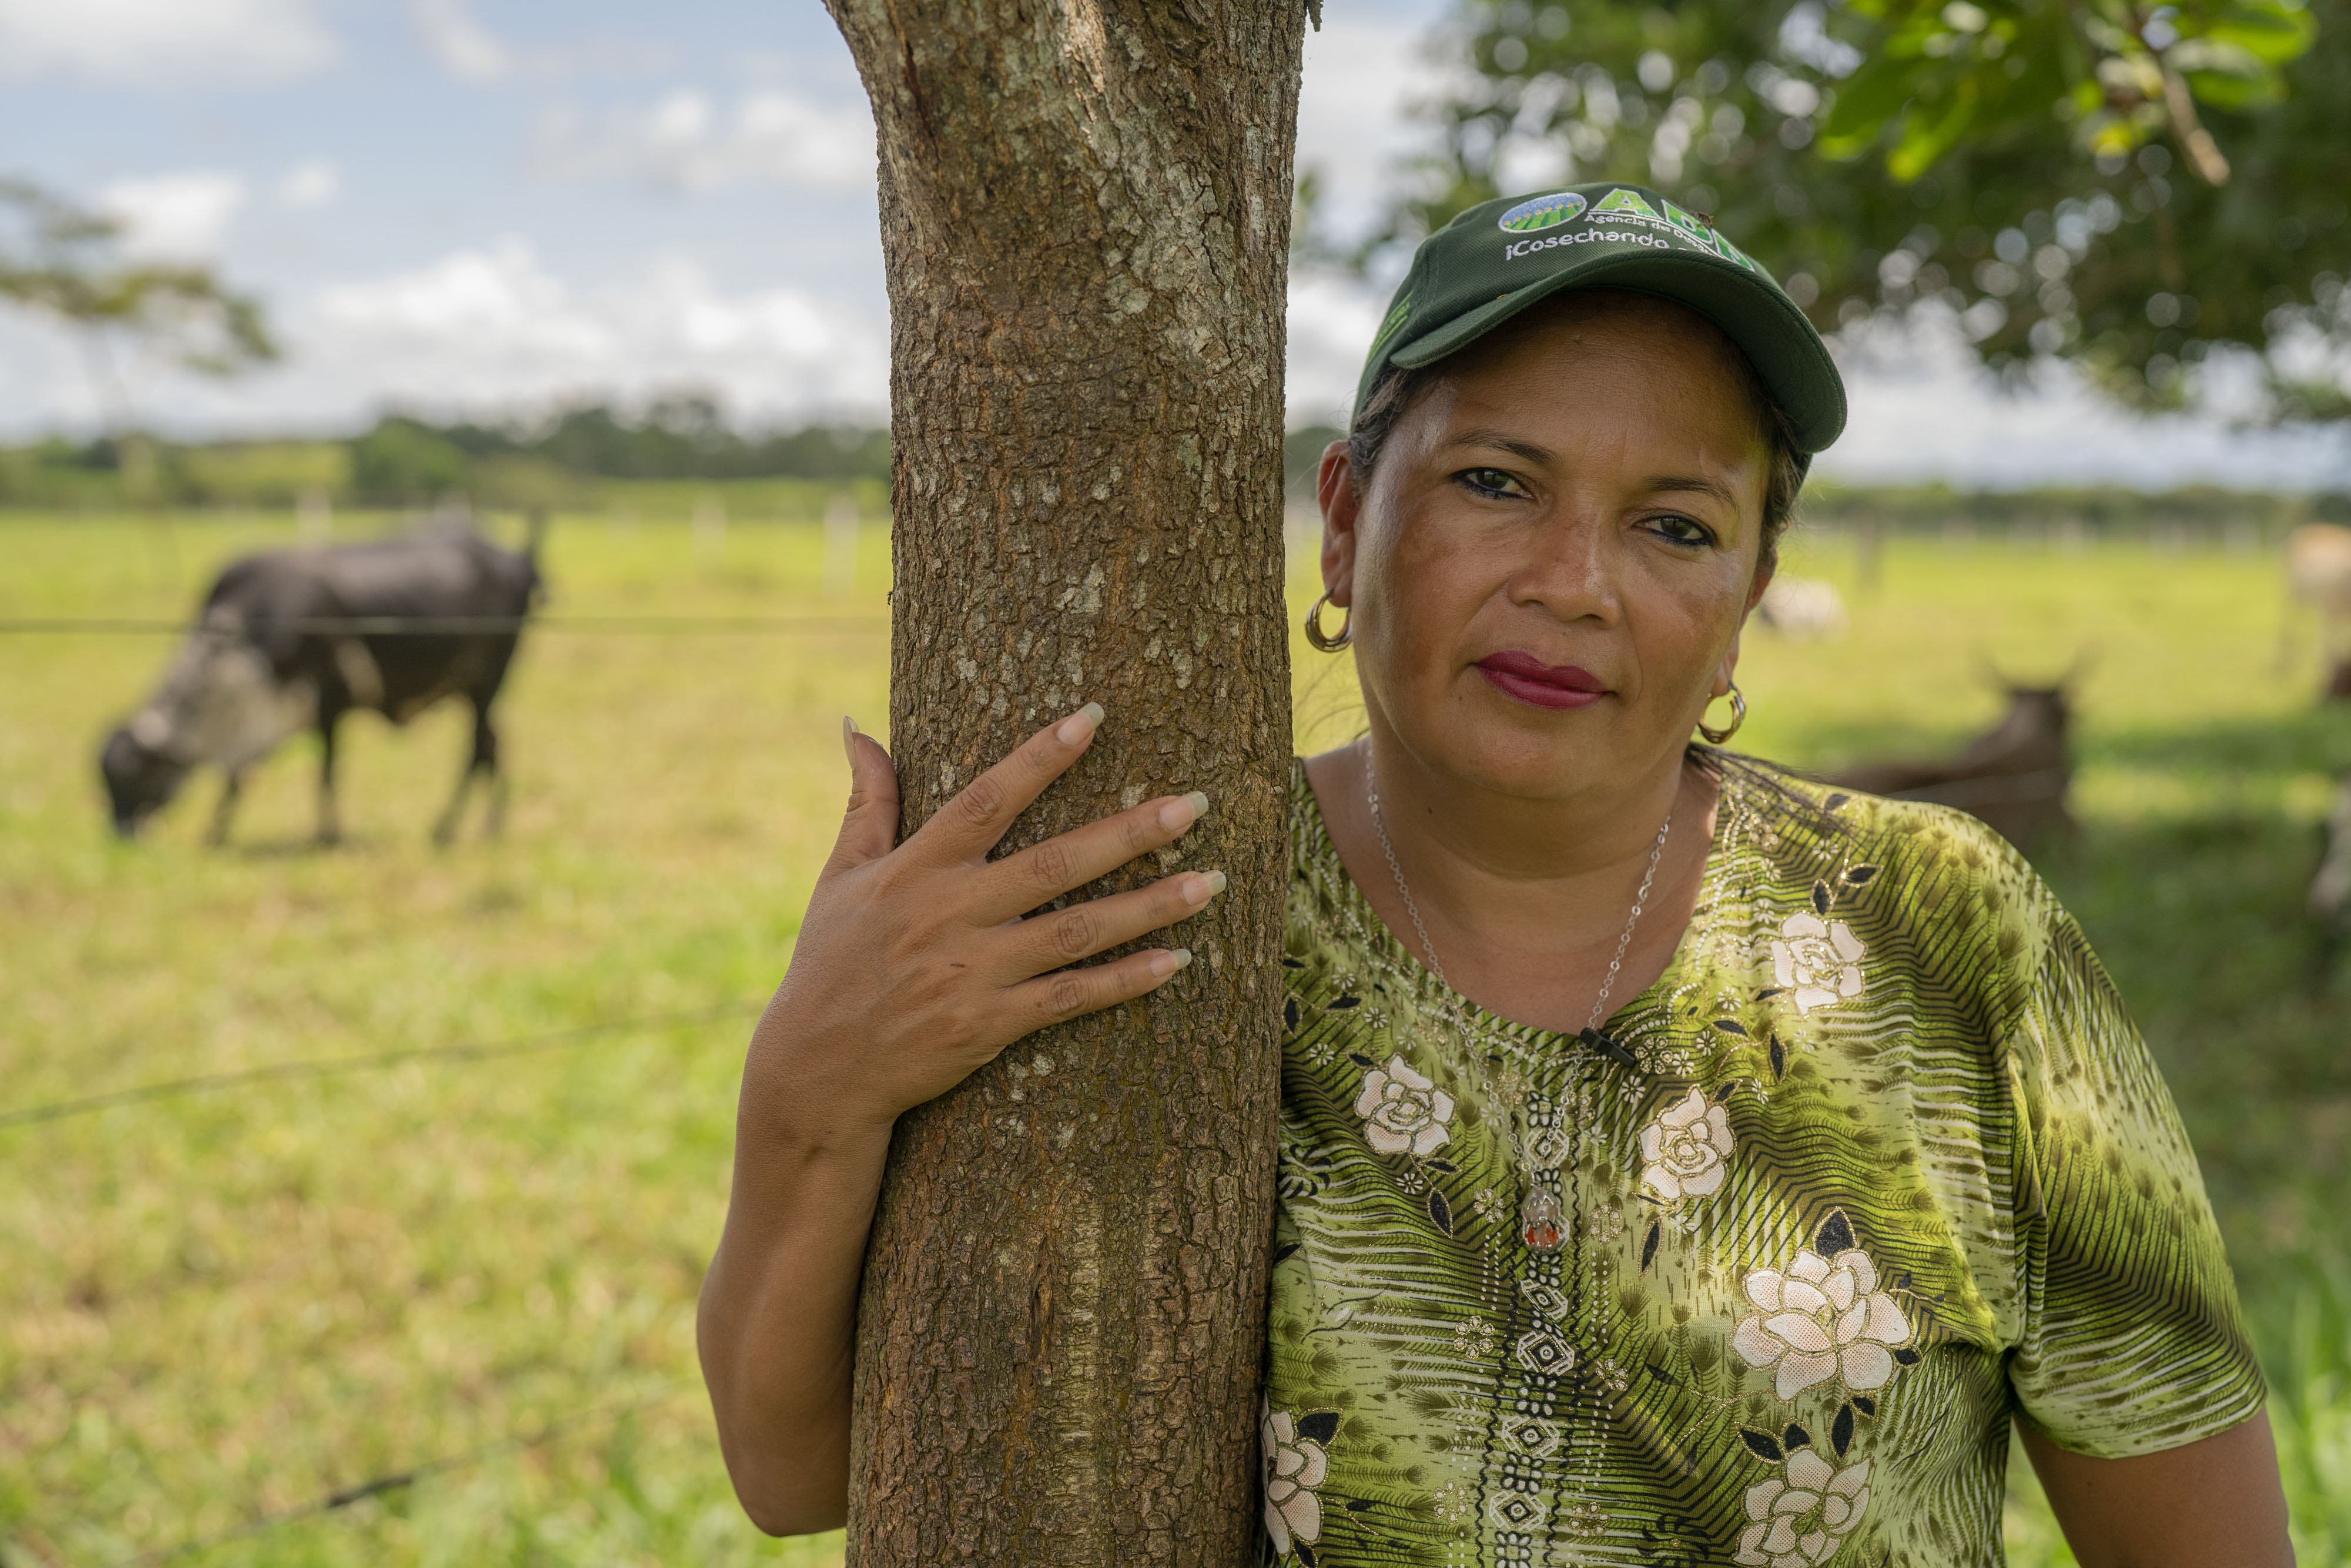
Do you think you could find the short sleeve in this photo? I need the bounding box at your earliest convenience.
[2004,907,2265,1456]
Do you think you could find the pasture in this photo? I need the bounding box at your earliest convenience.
[3,507,2348,1565]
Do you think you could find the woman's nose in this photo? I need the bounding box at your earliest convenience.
[1505,518,1619,623]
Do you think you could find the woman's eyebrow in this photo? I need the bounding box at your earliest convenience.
[1647,474,1740,509]
[1441,427,1552,464]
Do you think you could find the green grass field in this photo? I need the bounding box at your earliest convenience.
[3,509,2347,1565]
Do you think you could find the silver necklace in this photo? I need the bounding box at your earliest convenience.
[1365,749,1671,1252]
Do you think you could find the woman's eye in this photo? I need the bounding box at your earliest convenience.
[1456,468,1526,498]
[1649,513,1718,547]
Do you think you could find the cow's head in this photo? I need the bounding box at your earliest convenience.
[100,709,194,836]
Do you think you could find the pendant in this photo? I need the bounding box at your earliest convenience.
[1578,1027,1643,1074]
[1520,1183,1566,1251]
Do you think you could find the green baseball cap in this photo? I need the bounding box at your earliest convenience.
[1357,182,1846,455]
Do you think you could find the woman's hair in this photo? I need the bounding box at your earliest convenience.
[1344,294,1807,579]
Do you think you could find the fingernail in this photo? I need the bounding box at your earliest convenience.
[842,715,859,765]
[1150,948,1194,979]
[1056,701,1104,746]
[1158,790,1210,832]
[1186,869,1228,904]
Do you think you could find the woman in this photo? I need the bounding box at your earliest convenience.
[698,183,2292,1566]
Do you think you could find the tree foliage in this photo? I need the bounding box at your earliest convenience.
[0,178,276,383]
[1359,0,2349,419]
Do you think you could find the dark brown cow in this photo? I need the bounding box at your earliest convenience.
[100,517,544,846]
[1831,676,2078,852]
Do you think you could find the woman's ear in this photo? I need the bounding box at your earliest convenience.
[1712,631,1744,700]
[1714,542,1774,695]
[1316,439,1361,607]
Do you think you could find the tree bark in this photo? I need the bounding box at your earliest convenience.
[822,4,1305,1564]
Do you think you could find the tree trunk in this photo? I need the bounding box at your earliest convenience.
[822,4,1305,1564]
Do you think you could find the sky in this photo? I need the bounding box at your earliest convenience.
[2,0,2345,491]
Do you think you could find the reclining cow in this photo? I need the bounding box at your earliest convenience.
[1830,669,2079,852]
[100,517,544,846]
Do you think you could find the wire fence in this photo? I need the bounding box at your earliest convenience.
[8,551,856,1559]
[100,1383,694,1568]
[0,1000,765,1133]
[0,614,883,635]
[16,1003,755,1560]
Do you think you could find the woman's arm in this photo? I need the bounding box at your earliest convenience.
[2021,1411,2293,1568]
[695,705,1221,1535]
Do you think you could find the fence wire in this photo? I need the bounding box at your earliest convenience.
[101,1383,692,1568]
[0,614,882,635]
[0,1001,764,1132]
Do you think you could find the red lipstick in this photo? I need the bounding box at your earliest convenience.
[1475,651,1607,711]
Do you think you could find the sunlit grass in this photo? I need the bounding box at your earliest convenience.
[2,508,2347,1564]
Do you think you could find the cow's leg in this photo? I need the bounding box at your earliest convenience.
[431,699,497,846]
[206,769,244,848]
[477,706,507,838]
[316,708,344,847]
[430,760,473,847]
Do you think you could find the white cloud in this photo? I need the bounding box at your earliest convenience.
[408,0,509,83]
[277,157,339,210]
[288,239,886,421]
[99,173,247,260]
[1821,313,2348,491]
[0,239,891,435]
[0,0,336,86]
[1296,8,1451,245]
[531,88,875,195]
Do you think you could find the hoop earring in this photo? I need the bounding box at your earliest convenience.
[1304,591,1352,653]
[1697,684,1747,745]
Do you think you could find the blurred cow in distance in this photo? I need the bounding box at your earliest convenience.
[1830,662,2083,852]
[101,514,545,847]
[2284,522,2351,698]
[2314,775,2351,955]
[1755,575,1848,641]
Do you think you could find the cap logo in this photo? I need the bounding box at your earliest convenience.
[1496,192,1588,233]
[1661,200,1713,243]
[1589,187,1660,220]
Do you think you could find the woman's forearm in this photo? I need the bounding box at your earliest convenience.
[696,1102,893,1537]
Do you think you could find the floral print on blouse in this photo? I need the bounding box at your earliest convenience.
[1262,757,2261,1567]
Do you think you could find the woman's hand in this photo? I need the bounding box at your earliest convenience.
[746,701,1221,1142]
[699,701,1219,1536]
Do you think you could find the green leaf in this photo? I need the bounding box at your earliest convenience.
[1887,77,1984,180]
[1821,56,1922,139]
[2198,4,2320,65]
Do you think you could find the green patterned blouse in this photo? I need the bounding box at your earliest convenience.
[1262,757,2261,1568]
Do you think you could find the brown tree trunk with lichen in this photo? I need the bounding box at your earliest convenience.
[820,3,1305,1563]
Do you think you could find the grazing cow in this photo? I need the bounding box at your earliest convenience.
[1755,574,1848,641]
[2285,522,2351,698]
[101,517,543,846]
[1830,671,2079,852]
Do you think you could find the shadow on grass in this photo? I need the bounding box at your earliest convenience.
[1770,695,2351,788]
[2004,716,2351,1322]
[2085,707,2351,779]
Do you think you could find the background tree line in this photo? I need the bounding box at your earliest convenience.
[0,398,893,510]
